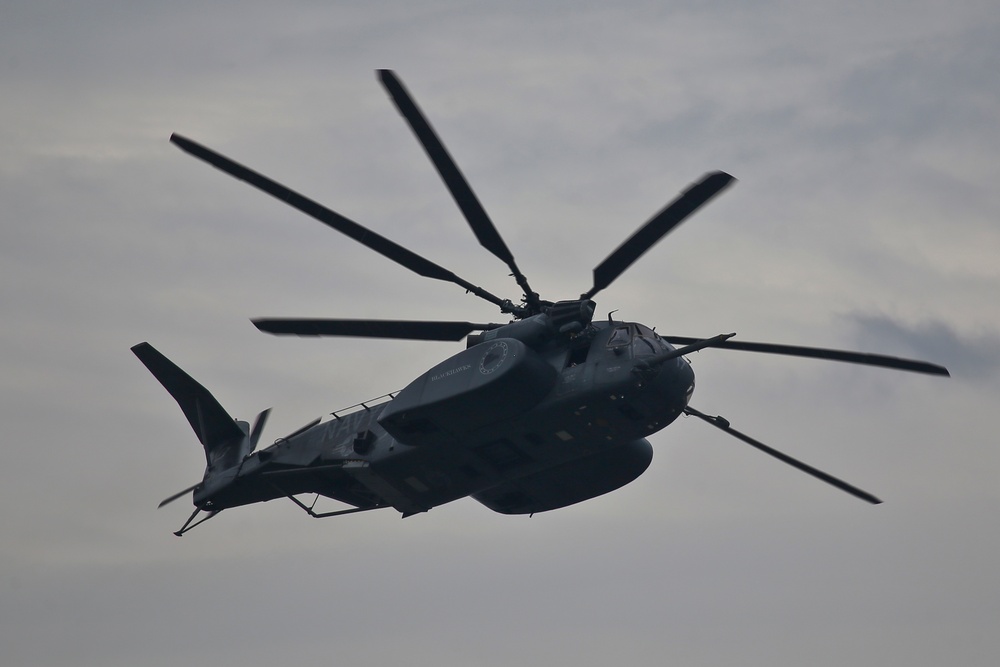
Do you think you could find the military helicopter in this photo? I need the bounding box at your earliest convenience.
[135,70,949,536]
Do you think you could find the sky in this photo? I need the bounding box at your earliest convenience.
[2,1,999,665]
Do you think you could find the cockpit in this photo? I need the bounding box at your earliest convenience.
[604,323,674,358]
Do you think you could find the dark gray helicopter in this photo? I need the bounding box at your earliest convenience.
[135,70,949,536]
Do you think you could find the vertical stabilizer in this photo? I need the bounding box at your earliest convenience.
[132,342,250,473]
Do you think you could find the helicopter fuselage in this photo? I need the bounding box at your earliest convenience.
[145,70,947,535]
[196,319,695,517]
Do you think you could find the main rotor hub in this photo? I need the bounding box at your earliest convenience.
[545,299,596,335]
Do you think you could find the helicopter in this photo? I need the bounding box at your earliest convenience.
[134,70,950,536]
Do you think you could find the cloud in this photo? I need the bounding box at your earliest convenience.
[848,312,1000,381]
[3,3,1000,667]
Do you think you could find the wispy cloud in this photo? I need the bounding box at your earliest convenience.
[848,312,1000,381]
[2,3,1000,666]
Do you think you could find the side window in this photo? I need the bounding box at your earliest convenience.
[566,341,590,366]
[606,326,631,347]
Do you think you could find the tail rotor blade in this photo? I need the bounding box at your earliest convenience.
[250,408,271,450]
[584,171,734,299]
[158,483,201,509]
[685,405,882,504]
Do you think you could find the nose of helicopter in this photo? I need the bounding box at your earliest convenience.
[630,353,695,427]
[657,355,696,408]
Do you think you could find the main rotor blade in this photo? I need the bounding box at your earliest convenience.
[584,171,734,299]
[684,406,882,504]
[252,318,496,341]
[170,134,512,312]
[663,335,950,376]
[378,70,539,310]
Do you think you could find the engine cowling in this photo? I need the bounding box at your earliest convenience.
[379,337,557,446]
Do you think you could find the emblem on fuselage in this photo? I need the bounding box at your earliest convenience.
[479,341,509,375]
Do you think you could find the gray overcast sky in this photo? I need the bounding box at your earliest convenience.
[3,1,999,665]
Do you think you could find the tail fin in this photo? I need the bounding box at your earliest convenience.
[132,342,253,473]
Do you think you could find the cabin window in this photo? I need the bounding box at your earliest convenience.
[566,342,589,366]
[607,326,631,347]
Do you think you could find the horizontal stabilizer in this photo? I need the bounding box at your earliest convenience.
[131,342,244,451]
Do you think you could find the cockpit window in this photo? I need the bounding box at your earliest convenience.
[632,324,665,355]
[633,336,658,356]
[607,326,631,347]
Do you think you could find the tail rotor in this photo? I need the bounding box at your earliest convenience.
[133,342,271,531]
